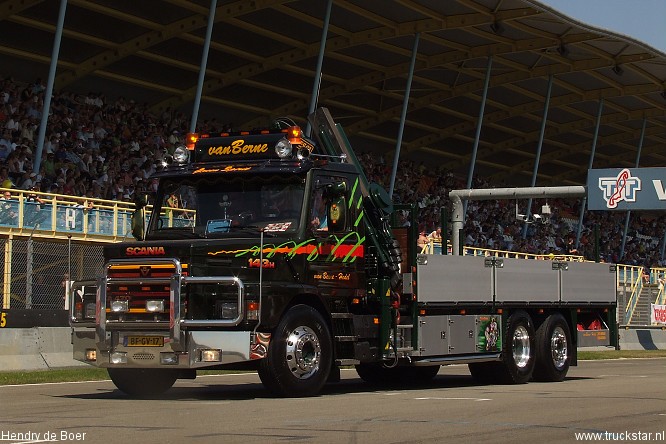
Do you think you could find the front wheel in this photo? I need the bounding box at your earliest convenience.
[533,313,572,382]
[107,368,178,396]
[497,310,535,384]
[258,305,332,397]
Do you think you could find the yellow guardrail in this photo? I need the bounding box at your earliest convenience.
[622,265,644,324]
[1,187,135,242]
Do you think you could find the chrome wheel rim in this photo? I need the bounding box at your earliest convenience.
[512,325,531,369]
[285,325,321,379]
[550,326,568,370]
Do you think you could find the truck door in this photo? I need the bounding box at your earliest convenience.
[307,173,364,298]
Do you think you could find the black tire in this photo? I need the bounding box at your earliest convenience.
[107,368,178,396]
[533,313,572,382]
[497,310,535,384]
[468,362,502,384]
[258,304,332,397]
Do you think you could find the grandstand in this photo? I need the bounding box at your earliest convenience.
[1,0,665,326]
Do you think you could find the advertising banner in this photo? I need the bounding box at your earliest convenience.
[651,304,666,325]
[587,167,666,211]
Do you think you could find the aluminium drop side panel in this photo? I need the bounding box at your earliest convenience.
[447,315,478,354]
[494,257,559,303]
[416,254,492,303]
[561,261,616,303]
[418,315,449,356]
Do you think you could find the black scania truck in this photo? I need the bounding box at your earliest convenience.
[70,108,616,397]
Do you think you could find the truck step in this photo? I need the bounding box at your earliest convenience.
[331,313,354,319]
[336,359,360,366]
[334,335,357,342]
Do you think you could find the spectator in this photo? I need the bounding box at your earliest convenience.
[0,189,17,225]
[417,229,429,252]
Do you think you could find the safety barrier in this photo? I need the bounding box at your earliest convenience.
[0,327,86,371]
[618,327,666,350]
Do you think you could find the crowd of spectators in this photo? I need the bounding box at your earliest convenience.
[358,154,666,267]
[1,74,664,268]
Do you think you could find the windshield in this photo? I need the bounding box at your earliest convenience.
[147,175,306,238]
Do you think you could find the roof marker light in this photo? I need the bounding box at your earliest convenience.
[186,133,198,151]
[287,126,302,145]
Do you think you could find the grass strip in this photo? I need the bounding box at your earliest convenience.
[0,368,248,386]
[578,349,666,360]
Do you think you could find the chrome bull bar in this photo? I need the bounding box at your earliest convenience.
[95,258,245,352]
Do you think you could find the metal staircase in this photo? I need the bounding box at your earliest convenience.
[630,284,658,325]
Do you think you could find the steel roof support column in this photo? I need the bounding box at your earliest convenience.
[389,33,420,199]
[522,74,553,239]
[620,118,646,259]
[33,0,68,172]
[576,99,604,248]
[463,56,493,216]
[305,0,332,137]
[189,0,217,133]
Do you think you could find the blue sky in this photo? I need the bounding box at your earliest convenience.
[539,0,666,53]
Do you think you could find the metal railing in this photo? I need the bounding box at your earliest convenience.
[623,265,644,324]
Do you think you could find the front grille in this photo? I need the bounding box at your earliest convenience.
[106,263,188,322]
[132,352,155,361]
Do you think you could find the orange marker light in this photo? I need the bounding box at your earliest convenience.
[287,126,302,145]
[186,133,199,151]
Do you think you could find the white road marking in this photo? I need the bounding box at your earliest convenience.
[414,397,491,401]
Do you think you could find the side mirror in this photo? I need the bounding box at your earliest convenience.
[134,193,148,209]
[131,207,145,240]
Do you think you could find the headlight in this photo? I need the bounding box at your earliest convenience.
[146,300,165,312]
[111,299,129,313]
[274,138,292,158]
[296,147,310,160]
[173,145,190,164]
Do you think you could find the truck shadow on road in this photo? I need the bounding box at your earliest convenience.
[53,372,593,402]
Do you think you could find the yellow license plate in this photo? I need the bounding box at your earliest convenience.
[124,336,164,347]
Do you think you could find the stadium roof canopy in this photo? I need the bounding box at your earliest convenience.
[1,0,665,186]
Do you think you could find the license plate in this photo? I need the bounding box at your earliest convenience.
[124,336,164,347]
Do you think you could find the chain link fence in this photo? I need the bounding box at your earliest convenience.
[1,238,104,309]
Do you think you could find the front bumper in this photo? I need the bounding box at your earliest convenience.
[72,328,252,369]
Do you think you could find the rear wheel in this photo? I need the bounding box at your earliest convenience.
[533,313,572,382]
[258,305,332,397]
[108,368,178,396]
[497,310,535,384]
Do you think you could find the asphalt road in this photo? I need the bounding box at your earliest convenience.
[1,359,664,444]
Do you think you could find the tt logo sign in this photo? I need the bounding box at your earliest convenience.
[653,180,666,200]
[598,168,641,209]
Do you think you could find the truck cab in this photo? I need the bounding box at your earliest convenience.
[71,108,403,397]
